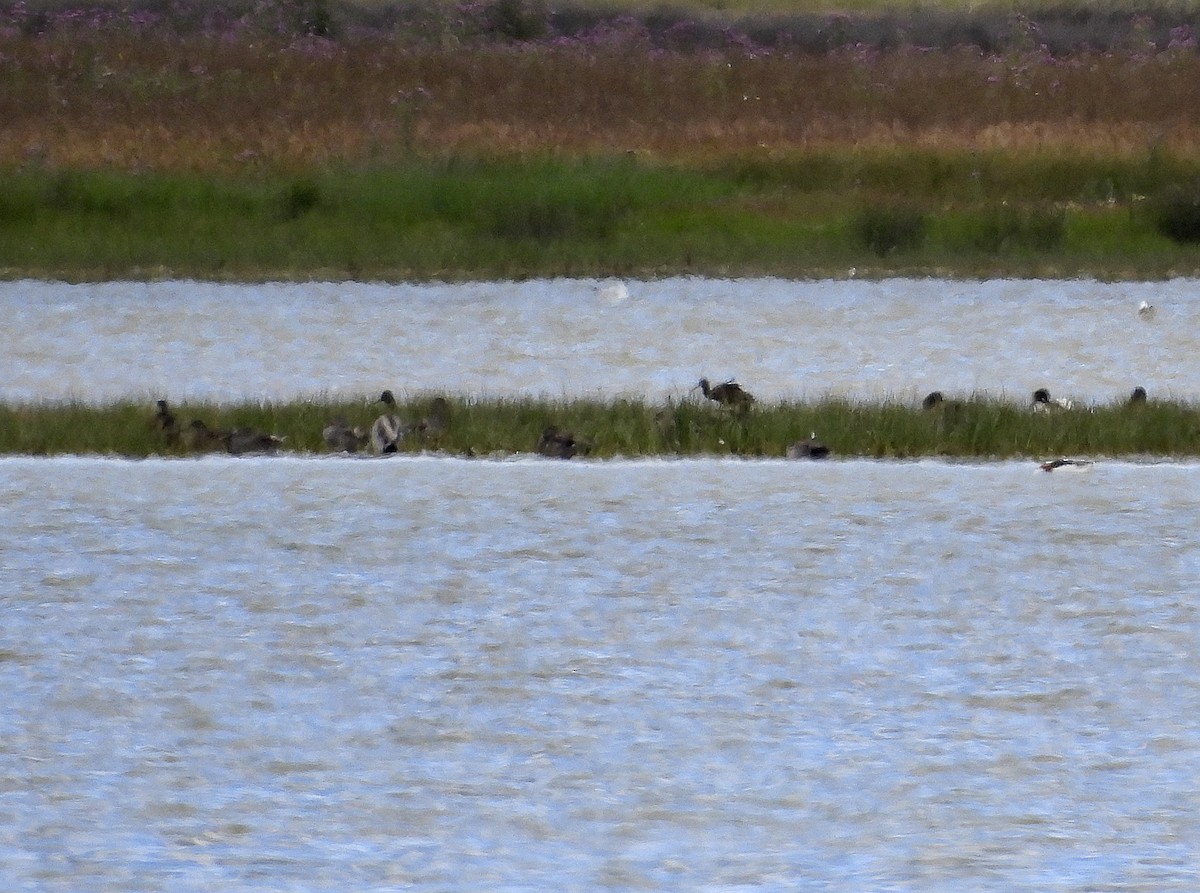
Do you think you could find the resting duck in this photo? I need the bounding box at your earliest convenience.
[787,432,830,460]
[537,426,586,459]
[227,428,284,456]
[323,417,367,453]
[181,419,229,452]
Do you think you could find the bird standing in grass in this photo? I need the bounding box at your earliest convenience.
[371,390,405,454]
[152,399,179,444]
[697,377,755,409]
[417,396,450,444]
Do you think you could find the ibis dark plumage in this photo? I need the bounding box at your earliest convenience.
[697,377,755,409]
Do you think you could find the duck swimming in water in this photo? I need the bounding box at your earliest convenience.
[1040,458,1094,472]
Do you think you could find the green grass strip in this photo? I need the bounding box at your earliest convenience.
[2,153,1199,281]
[2,395,1197,459]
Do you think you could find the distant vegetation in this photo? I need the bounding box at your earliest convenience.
[3,394,1199,459]
[2,0,1200,278]
[1,158,1198,280]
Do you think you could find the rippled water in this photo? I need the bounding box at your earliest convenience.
[5,277,1200,889]
[3,455,1200,890]
[2,277,1195,404]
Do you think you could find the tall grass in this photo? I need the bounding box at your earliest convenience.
[3,395,1199,459]
[3,23,1200,169]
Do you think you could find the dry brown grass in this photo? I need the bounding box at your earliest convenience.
[4,34,1200,170]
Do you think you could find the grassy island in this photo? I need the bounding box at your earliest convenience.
[3,394,1198,460]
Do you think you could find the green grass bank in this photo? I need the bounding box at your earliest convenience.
[3,152,1200,281]
[4,395,1198,459]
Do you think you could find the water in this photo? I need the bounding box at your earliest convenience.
[3,455,1200,890]
[4,277,1200,889]
[1,277,1193,404]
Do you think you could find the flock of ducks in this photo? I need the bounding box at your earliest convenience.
[321,391,452,455]
[150,373,1148,465]
[154,400,285,455]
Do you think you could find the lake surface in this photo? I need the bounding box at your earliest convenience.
[3,455,1200,891]
[1,277,1195,405]
[4,278,1200,889]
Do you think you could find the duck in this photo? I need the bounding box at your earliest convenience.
[1138,300,1156,321]
[180,419,229,452]
[227,428,284,456]
[1032,388,1073,412]
[152,399,179,443]
[921,391,944,411]
[696,377,755,409]
[416,396,450,443]
[1128,386,1148,406]
[1040,458,1094,472]
[323,417,366,453]
[537,426,585,459]
[786,432,830,460]
[370,390,405,454]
